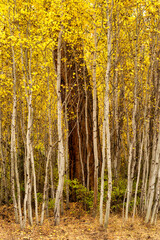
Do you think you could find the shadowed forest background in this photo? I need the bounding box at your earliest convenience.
[0,0,160,235]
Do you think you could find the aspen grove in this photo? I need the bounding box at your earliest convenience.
[0,0,159,229]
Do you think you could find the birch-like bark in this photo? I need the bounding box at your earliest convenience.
[64,45,69,208]
[54,30,65,226]
[41,145,52,225]
[140,64,151,213]
[10,46,19,224]
[140,124,149,213]
[133,131,144,219]
[113,12,119,180]
[151,160,160,224]
[125,4,138,220]
[145,50,160,222]
[41,63,53,225]
[104,0,113,227]
[25,93,33,226]
[14,130,23,228]
[149,53,160,224]
[28,49,39,225]
[151,153,160,224]
[100,116,106,225]
[145,117,160,223]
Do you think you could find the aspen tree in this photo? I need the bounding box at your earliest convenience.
[64,45,70,208]
[125,4,139,220]
[140,68,151,213]
[104,0,113,228]
[75,61,85,187]
[112,10,119,180]
[54,30,65,225]
[8,4,19,223]
[93,7,99,216]
[83,59,90,191]
[133,131,144,219]
[100,114,106,225]
[41,54,53,225]
[0,108,8,204]
[145,54,160,223]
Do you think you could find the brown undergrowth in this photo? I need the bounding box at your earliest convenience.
[0,204,159,240]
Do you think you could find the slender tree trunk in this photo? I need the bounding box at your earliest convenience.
[100,117,106,226]
[140,67,151,214]
[41,57,53,225]
[84,64,90,191]
[8,5,19,222]
[14,130,23,228]
[28,49,39,225]
[151,157,160,224]
[76,63,85,187]
[50,160,55,200]
[125,4,138,219]
[10,45,19,224]
[133,131,144,219]
[64,46,69,208]
[54,30,65,226]
[0,108,8,204]
[145,51,160,222]
[113,12,119,180]
[104,1,113,227]
[145,117,160,223]
[93,24,98,216]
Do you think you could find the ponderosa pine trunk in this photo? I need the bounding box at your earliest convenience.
[59,42,102,191]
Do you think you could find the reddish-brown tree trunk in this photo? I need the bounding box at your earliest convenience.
[59,43,101,189]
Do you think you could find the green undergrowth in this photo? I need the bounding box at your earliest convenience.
[35,177,140,214]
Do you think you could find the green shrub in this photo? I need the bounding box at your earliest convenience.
[111,179,127,212]
[37,192,43,203]
[48,198,55,209]
[65,178,94,211]
[98,176,127,212]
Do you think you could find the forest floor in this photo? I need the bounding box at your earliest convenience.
[0,204,160,240]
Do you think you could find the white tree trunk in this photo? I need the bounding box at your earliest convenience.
[41,59,53,225]
[100,117,106,225]
[64,46,69,208]
[104,1,113,227]
[125,5,138,219]
[10,45,19,224]
[54,30,65,226]
[133,131,144,218]
[145,118,160,223]
[28,49,39,225]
